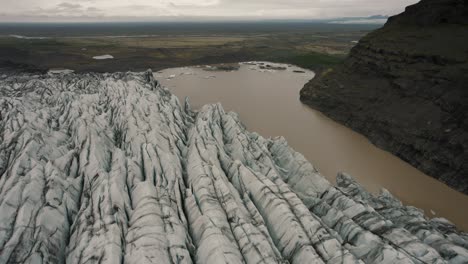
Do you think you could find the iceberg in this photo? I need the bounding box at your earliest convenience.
[93,55,114,60]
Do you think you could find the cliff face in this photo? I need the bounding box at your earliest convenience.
[300,0,468,194]
[1,71,468,263]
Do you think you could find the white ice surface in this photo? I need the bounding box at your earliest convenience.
[0,70,466,264]
[93,54,114,60]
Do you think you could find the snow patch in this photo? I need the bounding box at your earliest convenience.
[93,54,114,60]
[9,34,48,40]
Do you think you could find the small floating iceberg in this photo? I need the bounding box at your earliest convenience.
[93,54,114,60]
[9,35,48,40]
[48,69,74,74]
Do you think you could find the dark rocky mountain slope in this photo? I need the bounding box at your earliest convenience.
[300,0,468,194]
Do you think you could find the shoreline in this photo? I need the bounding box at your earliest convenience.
[3,61,467,230]
[157,62,468,231]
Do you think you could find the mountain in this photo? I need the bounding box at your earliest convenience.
[0,71,467,263]
[326,15,390,24]
[368,15,390,20]
[300,0,468,194]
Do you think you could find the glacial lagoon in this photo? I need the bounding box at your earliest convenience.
[156,62,468,230]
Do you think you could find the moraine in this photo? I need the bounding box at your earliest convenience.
[0,70,467,263]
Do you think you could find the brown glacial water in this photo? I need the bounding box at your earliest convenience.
[155,62,468,231]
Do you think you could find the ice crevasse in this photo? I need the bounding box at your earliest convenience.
[0,70,467,264]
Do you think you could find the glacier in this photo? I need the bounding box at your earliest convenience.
[0,70,467,264]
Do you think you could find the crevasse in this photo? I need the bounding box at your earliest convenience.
[0,70,467,264]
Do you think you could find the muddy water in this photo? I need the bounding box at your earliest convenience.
[155,62,468,231]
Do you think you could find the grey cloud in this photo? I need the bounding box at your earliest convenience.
[0,0,419,22]
[30,2,103,17]
[87,7,101,12]
[57,2,83,9]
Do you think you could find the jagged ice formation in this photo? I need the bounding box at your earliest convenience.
[0,70,467,264]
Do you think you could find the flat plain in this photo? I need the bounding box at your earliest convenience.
[0,22,380,72]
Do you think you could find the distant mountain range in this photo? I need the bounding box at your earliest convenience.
[0,15,390,24]
[326,15,390,24]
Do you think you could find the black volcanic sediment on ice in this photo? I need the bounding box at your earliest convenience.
[0,71,467,263]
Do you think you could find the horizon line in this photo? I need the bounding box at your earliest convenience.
[0,15,390,24]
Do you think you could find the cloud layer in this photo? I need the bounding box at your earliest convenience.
[0,0,420,22]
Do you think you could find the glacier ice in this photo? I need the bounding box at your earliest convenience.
[0,70,467,264]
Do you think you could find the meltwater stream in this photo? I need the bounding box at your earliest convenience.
[156,62,468,231]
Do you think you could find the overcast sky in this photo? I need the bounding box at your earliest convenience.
[0,0,420,22]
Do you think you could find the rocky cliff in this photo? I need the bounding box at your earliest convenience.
[300,0,468,194]
[0,71,467,263]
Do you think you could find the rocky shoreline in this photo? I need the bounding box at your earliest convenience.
[300,0,468,194]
